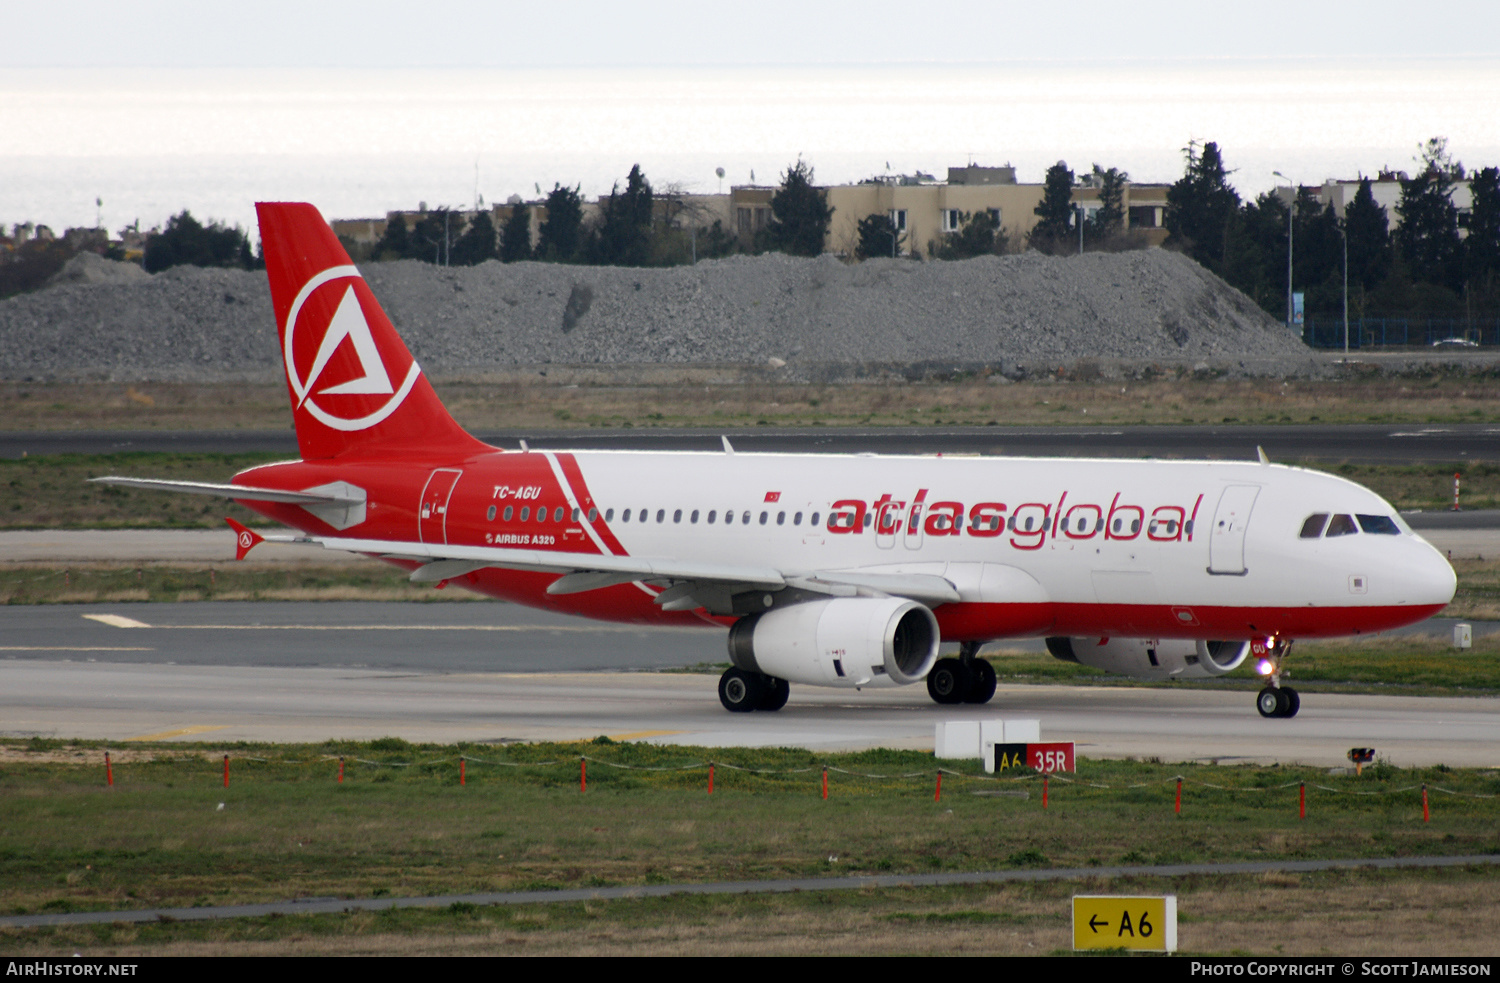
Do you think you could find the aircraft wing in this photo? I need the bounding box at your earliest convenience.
[257,532,959,608]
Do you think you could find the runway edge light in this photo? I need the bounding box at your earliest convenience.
[1073,895,1177,952]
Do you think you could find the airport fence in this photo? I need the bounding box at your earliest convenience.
[1303,317,1500,349]
[95,749,1495,823]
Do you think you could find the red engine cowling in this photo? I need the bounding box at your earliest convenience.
[728,597,940,688]
[1045,637,1250,679]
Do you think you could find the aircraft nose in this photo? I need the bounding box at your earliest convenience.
[1405,541,1457,607]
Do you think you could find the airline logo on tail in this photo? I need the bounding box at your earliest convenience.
[282,264,421,432]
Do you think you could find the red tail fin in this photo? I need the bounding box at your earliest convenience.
[256,202,487,461]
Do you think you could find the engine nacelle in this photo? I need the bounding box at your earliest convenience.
[1045,636,1251,680]
[728,597,940,689]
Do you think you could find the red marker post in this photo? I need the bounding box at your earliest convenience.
[105,751,113,788]
[1042,774,1049,810]
[338,757,344,784]
[1299,781,1306,819]
[1423,784,1430,823]
[708,763,714,795]
[460,758,466,787]
[580,758,587,793]
[935,771,943,803]
[223,754,230,788]
[1175,777,1183,815]
[822,766,828,800]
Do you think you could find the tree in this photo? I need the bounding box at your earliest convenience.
[1463,166,1500,301]
[450,210,496,266]
[591,164,655,266]
[1088,165,1128,241]
[499,203,532,263]
[375,213,410,260]
[1343,177,1392,295]
[764,160,833,257]
[406,209,456,265]
[856,213,904,260]
[142,210,253,273]
[1396,137,1463,292]
[537,184,583,263]
[1164,141,1240,270]
[931,210,1004,260]
[1029,162,1075,253]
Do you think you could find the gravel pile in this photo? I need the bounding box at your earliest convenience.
[1,248,1311,383]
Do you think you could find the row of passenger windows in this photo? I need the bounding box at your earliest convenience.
[478,504,1187,537]
[484,504,823,527]
[1299,513,1401,539]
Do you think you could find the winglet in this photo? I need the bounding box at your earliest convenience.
[226,517,265,561]
[722,436,735,455]
[1257,445,1270,466]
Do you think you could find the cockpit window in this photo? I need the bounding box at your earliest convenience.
[1324,514,1358,537]
[1299,513,1329,539]
[1357,514,1401,535]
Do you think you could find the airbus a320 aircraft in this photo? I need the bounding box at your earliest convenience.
[96,203,1457,718]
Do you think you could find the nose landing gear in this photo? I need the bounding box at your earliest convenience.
[1255,637,1300,718]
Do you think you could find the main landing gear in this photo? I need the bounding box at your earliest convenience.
[718,668,790,712]
[1255,637,1300,719]
[926,642,997,706]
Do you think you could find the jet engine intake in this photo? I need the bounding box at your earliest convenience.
[728,597,939,688]
[1045,636,1250,679]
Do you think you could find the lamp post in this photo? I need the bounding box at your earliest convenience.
[1273,171,1294,334]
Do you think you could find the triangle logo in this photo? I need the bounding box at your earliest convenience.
[298,285,394,405]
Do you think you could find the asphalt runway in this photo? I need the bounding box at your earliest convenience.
[2,602,1495,767]
[9,422,1500,463]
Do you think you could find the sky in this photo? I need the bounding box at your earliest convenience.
[9,0,1500,67]
[5,1,1498,236]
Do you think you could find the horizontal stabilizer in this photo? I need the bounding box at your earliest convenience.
[90,476,361,505]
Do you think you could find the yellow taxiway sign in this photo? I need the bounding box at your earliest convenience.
[1073,894,1177,952]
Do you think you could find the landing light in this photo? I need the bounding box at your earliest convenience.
[1256,659,1274,676]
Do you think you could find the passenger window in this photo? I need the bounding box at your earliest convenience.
[759,511,768,525]
[503,506,514,521]
[1300,514,1328,539]
[640,509,648,523]
[587,508,598,523]
[794,512,802,526]
[1325,514,1358,537]
[863,513,872,528]
[520,507,530,521]
[605,508,614,522]
[657,509,666,523]
[725,511,734,525]
[691,510,699,523]
[554,507,565,522]
[811,512,820,527]
[1357,514,1401,535]
[571,508,580,522]
[708,510,717,523]
[742,511,751,524]
[537,507,546,523]
[486,505,496,521]
[777,511,785,525]
[622,509,631,522]
[673,509,683,523]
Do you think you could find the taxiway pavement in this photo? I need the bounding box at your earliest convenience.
[2,602,1495,768]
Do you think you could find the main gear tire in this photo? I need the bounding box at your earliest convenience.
[963,660,997,704]
[926,658,971,705]
[758,676,791,712]
[719,668,766,713]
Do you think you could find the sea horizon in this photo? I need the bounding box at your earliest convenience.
[4,58,1498,242]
